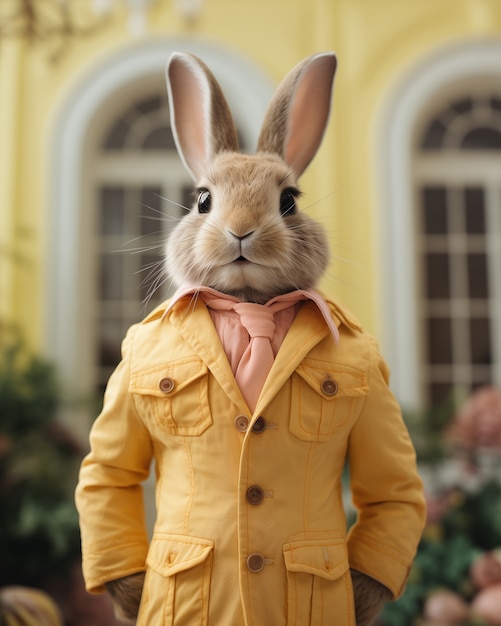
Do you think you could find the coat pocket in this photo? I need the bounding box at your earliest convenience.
[283,538,355,626]
[290,360,369,442]
[130,357,212,436]
[137,533,214,626]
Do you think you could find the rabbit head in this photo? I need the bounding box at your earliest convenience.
[165,51,337,304]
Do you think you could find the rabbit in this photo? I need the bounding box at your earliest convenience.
[77,51,425,626]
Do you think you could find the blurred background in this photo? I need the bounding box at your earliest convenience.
[1,0,501,624]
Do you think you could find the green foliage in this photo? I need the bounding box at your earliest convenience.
[0,328,81,586]
[403,395,460,466]
[0,336,58,435]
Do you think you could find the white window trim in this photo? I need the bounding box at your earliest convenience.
[46,39,274,402]
[378,39,501,410]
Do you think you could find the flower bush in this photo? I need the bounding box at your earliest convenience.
[380,386,501,626]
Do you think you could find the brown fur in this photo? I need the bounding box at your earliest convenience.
[351,570,393,626]
[164,51,336,304]
[105,570,391,625]
[166,152,330,304]
[257,54,337,176]
[105,573,145,622]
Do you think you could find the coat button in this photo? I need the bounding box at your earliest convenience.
[159,377,175,393]
[246,485,264,505]
[321,378,338,396]
[234,415,249,432]
[247,553,265,572]
[251,416,266,433]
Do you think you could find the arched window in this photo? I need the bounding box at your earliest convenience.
[381,42,501,412]
[414,91,501,407]
[91,91,191,392]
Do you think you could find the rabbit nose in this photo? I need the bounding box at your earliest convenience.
[228,229,255,241]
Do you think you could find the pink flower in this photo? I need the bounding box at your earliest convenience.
[425,491,452,525]
[447,387,501,450]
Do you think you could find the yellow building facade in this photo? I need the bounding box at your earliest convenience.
[2,0,501,434]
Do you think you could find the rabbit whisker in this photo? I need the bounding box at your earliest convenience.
[141,269,169,309]
[186,291,202,316]
[321,269,360,294]
[137,259,165,274]
[141,213,182,223]
[119,243,165,255]
[139,202,173,219]
[300,190,338,213]
[140,260,165,287]
[155,195,193,214]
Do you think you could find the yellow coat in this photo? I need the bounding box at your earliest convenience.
[75,295,426,626]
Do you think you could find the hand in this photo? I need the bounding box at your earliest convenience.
[351,569,392,626]
[105,572,145,622]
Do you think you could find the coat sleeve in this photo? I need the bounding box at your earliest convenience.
[346,337,426,599]
[75,325,153,593]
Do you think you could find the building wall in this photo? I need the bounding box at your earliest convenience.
[1,0,501,412]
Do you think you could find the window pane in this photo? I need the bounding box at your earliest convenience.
[468,253,489,299]
[423,186,447,233]
[425,253,450,299]
[142,126,175,150]
[421,119,447,150]
[451,98,473,115]
[103,118,130,150]
[141,187,163,236]
[470,318,492,365]
[461,127,501,150]
[492,96,501,112]
[100,187,125,235]
[99,319,122,367]
[100,253,122,300]
[136,96,163,115]
[427,317,453,364]
[464,187,486,234]
[429,382,453,406]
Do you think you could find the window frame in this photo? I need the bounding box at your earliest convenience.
[379,40,501,411]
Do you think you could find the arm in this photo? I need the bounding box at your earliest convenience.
[75,326,153,598]
[347,338,426,619]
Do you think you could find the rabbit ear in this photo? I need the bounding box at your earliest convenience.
[257,52,337,177]
[166,52,239,180]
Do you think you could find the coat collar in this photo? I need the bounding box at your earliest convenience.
[163,285,339,343]
[161,289,340,415]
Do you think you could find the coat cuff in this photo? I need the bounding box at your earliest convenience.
[348,537,411,599]
[82,541,148,594]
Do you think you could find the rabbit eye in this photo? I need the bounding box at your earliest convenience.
[197,189,212,214]
[280,188,298,216]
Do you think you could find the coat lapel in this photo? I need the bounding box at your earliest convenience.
[254,301,332,415]
[167,297,248,412]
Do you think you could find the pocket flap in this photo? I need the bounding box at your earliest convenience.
[295,360,369,400]
[283,539,349,581]
[130,358,208,398]
[146,534,214,577]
